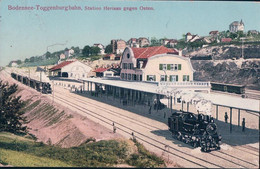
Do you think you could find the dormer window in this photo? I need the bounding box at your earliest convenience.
[127,53,130,59]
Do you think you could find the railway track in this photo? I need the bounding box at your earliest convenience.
[3,69,258,168]
[52,88,259,168]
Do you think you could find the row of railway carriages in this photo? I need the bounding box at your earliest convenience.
[11,72,52,94]
[210,82,245,95]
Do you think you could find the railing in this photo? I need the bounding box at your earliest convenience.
[159,81,211,87]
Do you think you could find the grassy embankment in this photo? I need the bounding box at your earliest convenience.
[0,98,165,167]
[0,132,165,167]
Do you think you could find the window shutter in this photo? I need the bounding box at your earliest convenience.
[187,75,189,81]
[159,64,162,70]
[147,75,149,81]
[176,75,178,81]
[178,64,182,70]
[165,75,167,81]
[170,75,172,82]
[154,75,156,81]
[167,64,171,70]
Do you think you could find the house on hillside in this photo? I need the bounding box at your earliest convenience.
[49,60,92,79]
[120,46,195,83]
[209,31,219,38]
[103,54,116,60]
[221,38,232,43]
[138,37,150,47]
[185,33,200,42]
[248,30,259,35]
[64,49,74,58]
[161,39,178,47]
[127,38,139,48]
[229,20,244,33]
[93,43,105,55]
[10,61,18,67]
[111,39,127,54]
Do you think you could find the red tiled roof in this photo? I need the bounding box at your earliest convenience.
[131,46,178,59]
[50,61,74,71]
[221,38,232,42]
[209,31,219,35]
[93,67,109,73]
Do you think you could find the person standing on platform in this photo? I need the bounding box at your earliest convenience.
[242,118,245,132]
[149,105,152,114]
[224,112,228,123]
[113,122,116,133]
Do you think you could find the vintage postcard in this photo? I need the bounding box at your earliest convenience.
[0,0,259,168]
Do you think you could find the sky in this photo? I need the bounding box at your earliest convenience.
[0,0,260,66]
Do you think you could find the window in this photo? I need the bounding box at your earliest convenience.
[123,63,127,69]
[159,64,167,70]
[136,75,139,81]
[147,75,156,81]
[82,74,85,78]
[133,74,137,81]
[127,53,130,59]
[170,75,178,82]
[128,63,133,69]
[160,75,167,81]
[140,75,143,81]
[183,75,190,81]
[128,74,131,80]
[121,73,124,79]
[71,73,73,77]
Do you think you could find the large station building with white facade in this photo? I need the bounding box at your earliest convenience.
[120,46,194,83]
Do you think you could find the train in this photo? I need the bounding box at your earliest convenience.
[168,110,222,152]
[11,72,52,94]
[211,82,245,94]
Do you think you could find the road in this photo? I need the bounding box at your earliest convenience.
[48,85,259,168]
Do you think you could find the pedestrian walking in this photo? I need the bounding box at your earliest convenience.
[113,125,117,133]
[242,118,245,132]
[224,112,228,123]
[132,132,136,140]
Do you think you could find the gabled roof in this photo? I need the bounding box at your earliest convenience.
[209,31,219,35]
[131,46,178,59]
[50,61,74,71]
[93,67,109,73]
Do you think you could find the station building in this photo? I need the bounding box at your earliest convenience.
[49,60,92,80]
[120,46,194,83]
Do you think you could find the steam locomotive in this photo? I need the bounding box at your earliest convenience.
[11,72,52,94]
[168,110,221,152]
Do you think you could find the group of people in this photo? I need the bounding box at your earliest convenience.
[224,112,246,132]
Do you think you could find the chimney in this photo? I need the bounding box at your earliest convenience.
[178,48,182,56]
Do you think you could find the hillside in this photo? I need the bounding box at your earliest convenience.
[188,44,260,90]
[0,132,165,167]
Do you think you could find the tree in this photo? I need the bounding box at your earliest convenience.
[91,46,101,56]
[24,58,29,63]
[29,56,35,63]
[105,44,113,54]
[73,47,80,54]
[45,51,51,59]
[16,60,22,65]
[0,81,27,134]
[82,45,91,57]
